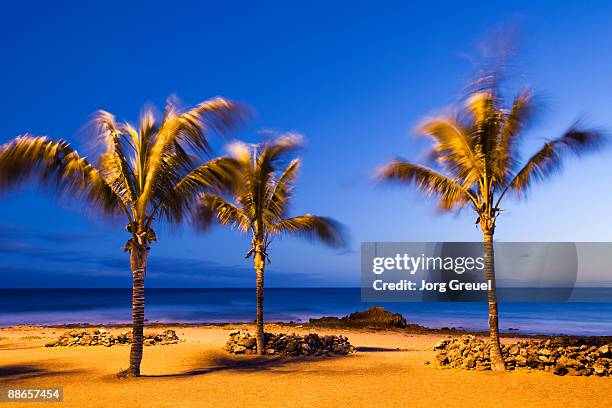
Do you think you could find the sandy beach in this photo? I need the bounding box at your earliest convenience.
[1,325,611,408]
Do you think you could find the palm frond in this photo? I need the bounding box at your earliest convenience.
[270,214,345,247]
[92,111,138,205]
[495,88,534,182]
[249,133,303,225]
[160,157,239,223]
[506,126,605,196]
[138,97,242,217]
[136,108,157,174]
[98,151,136,205]
[419,117,483,186]
[191,97,248,139]
[225,141,256,222]
[193,193,250,232]
[0,136,122,215]
[257,133,304,166]
[158,97,245,155]
[466,90,496,124]
[377,160,477,210]
[467,91,502,178]
[265,159,300,220]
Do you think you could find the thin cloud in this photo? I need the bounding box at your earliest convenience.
[0,223,105,243]
[0,236,329,287]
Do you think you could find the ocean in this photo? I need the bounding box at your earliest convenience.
[1,288,611,336]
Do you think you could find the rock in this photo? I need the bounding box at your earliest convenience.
[286,340,299,353]
[515,356,527,367]
[237,337,256,348]
[463,356,476,368]
[556,356,582,369]
[309,307,410,329]
[433,339,450,350]
[334,344,346,354]
[45,329,181,348]
[565,367,585,376]
[225,330,354,357]
[433,335,612,376]
[593,363,606,375]
[538,355,550,363]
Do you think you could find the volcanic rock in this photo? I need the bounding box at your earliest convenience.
[225,330,355,356]
[433,335,612,377]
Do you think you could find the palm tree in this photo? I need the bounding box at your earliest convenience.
[0,97,243,376]
[193,134,345,354]
[377,81,602,371]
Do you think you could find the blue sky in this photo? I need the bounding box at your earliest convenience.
[2,1,612,287]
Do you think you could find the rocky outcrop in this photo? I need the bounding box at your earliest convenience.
[433,335,612,376]
[309,307,411,329]
[45,329,180,347]
[225,330,355,356]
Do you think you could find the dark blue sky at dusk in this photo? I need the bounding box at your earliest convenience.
[2,1,612,287]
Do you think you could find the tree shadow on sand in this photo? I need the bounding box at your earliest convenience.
[142,351,350,378]
[355,346,408,352]
[142,346,410,379]
[0,364,83,382]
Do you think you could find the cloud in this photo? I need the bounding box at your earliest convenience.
[0,264,129,287]
[0,223,104,243]
[335,248,357,256]
[0,234,328,288]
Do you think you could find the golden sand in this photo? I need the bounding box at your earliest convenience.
[1,325,611,408]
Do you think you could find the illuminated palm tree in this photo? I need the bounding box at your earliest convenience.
[0,97,243,376]
[377,81,602,371]
[193,134,344,354]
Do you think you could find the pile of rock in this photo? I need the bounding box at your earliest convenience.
[225,330,355,356]
[309,307,411,329]
[433,335,612,376]
[45,329,180,347]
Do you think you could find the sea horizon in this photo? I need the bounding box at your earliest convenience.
[3,288,612,336]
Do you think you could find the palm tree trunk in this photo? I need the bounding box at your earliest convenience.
[254,251,265,355]
[483,231,506,372]
[128,244,147,376]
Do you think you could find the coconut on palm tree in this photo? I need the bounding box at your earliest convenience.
[193,134,345,354]
[0,97,244,376]
[377,80,603,371]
